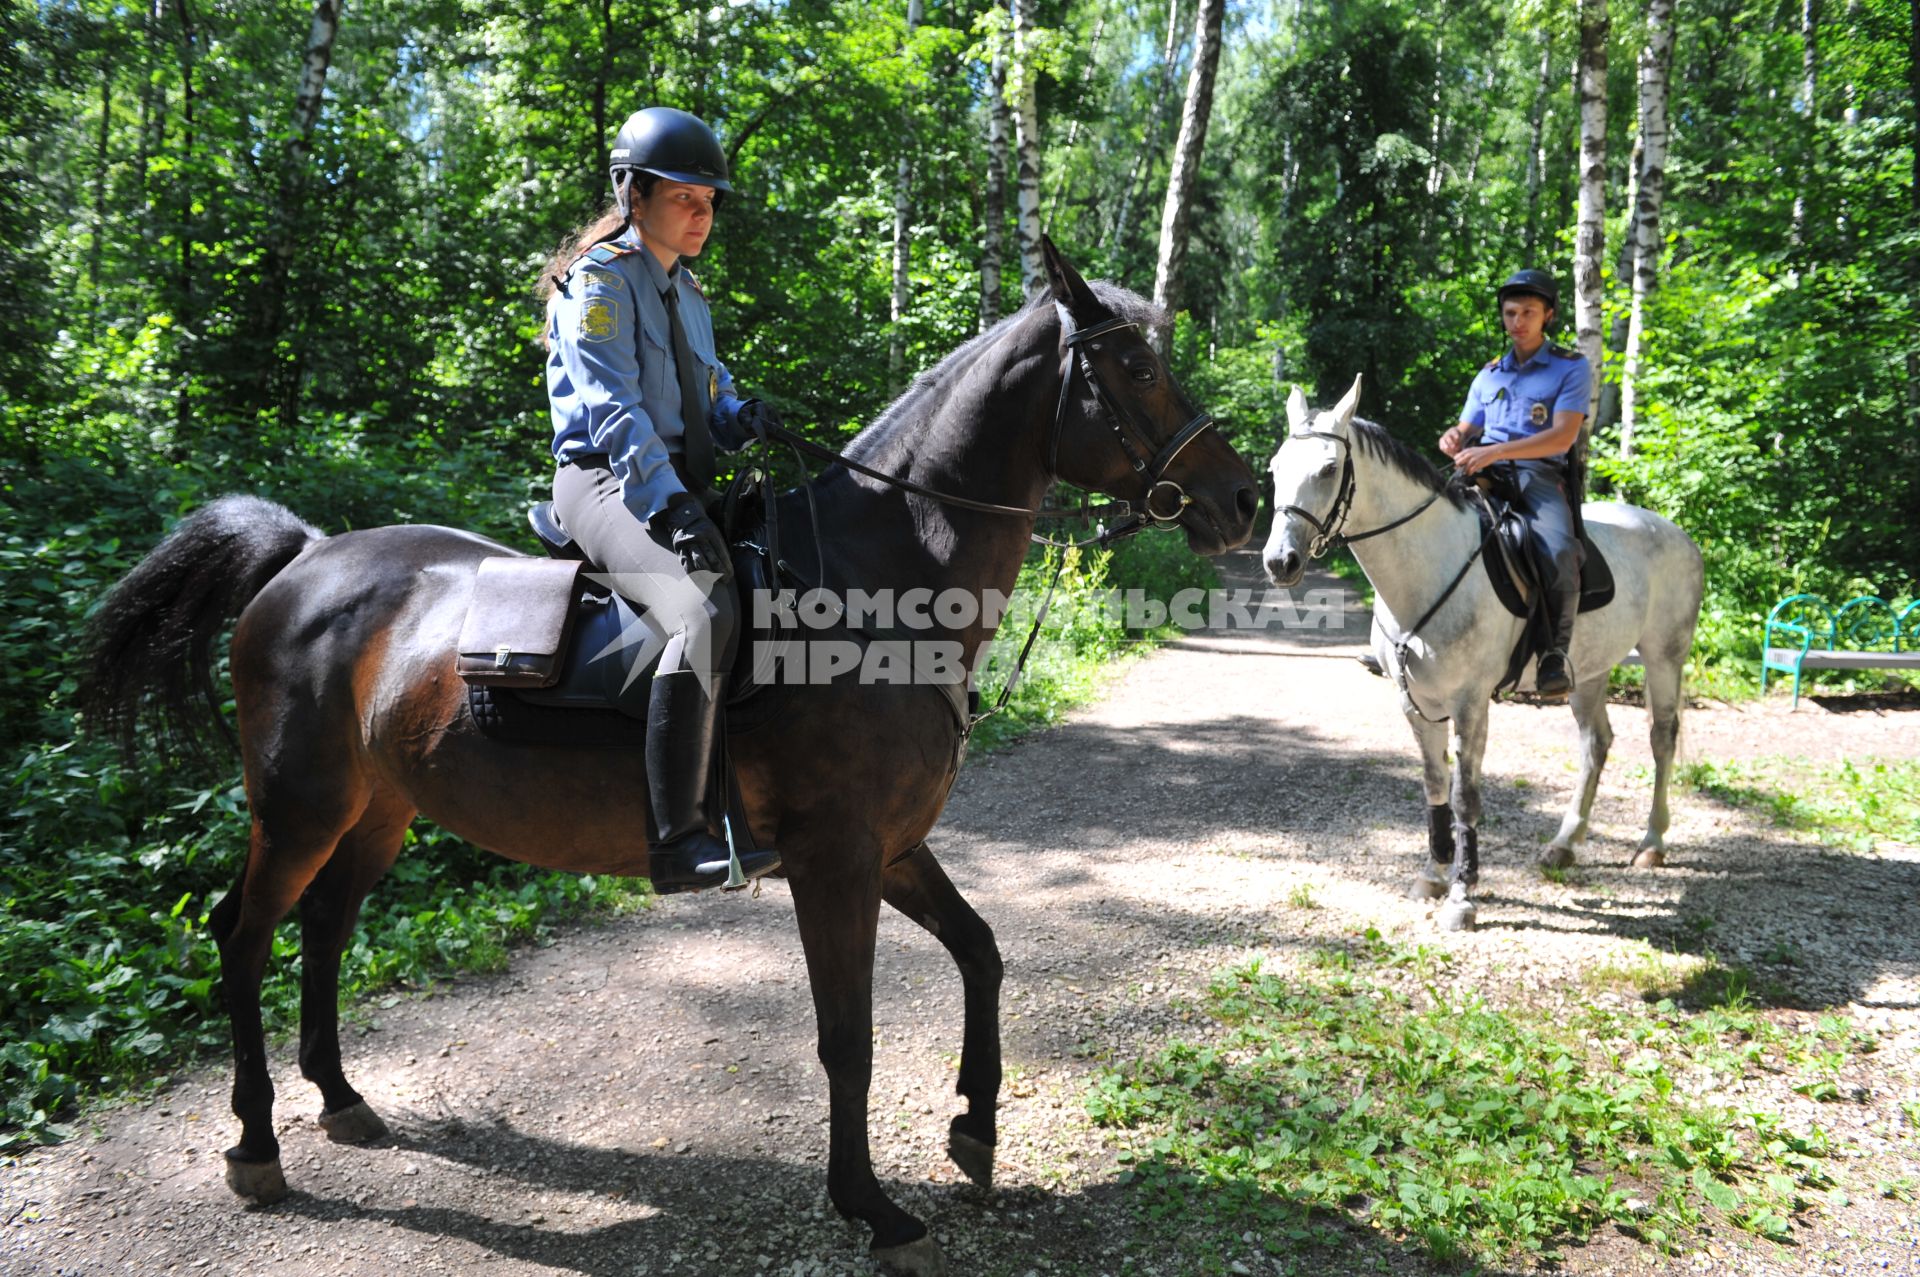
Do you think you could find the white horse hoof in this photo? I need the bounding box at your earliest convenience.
[872,1235,948,1277]
[1631,847,1666,869]
[1537,844,1576,871]
[1436,901,1477,932]
[317,1100,389,1144]
[224,1151,288,1203]
[1408,871,1448,901]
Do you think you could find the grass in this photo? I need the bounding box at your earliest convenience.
[1675,757,1920,853]
[1088,930,1842,1267]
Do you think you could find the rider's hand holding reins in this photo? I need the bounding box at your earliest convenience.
[659,490,731,578]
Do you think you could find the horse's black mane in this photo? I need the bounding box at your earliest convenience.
[845,282,1168,465]
[1348,416,1469,510]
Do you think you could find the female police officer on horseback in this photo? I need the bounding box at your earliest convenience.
[1437,269,1592,700]
[537,106,781,893]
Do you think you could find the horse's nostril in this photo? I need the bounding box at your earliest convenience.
[1235,485,1258,522]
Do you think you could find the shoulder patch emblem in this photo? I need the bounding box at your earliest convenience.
[1530,401,1549,426]
[579,295,621,343]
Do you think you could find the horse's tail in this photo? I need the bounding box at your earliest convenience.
[80,495,324,762]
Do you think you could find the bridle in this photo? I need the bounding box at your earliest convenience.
[1277,427,1443,560]
[1045,314,1219,528]
[1276,424,1491,725]
[755,310,1217,533]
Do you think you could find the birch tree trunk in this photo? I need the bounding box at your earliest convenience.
[1574,0,1608,431]
[1792,0,1820,245]
[90,59,111,336]
[1151,0,1223,334]
[981,29,1010,331]
[1010,0,1045,301]
[889,0,924,386]
[1619,0,1678,460]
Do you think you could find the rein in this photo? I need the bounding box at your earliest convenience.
[748,311,1221,739]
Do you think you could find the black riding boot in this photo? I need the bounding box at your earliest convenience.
[1535,586,1578,701]
[645,670,781,894]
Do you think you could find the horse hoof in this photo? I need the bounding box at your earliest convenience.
[224,1150,288,1204]
[1407,872,1447,901]
[872,1235,948,1277]
[946,1125,995,1188]
[318,1100,389,1144]
[1537,844,1576,871]
[1436,902,1477,932]
[1632,847,1666,869]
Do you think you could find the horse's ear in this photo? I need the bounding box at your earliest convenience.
[1041,235,1098,313]
[1331,374,1363,428]
[1285,385,1309,435]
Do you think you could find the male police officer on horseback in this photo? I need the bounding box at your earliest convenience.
[1438,269,1592,701]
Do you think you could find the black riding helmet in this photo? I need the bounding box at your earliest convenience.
[1496,268,1559,314]
[609,107,732,222]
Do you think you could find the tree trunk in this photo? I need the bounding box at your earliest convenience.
[172,0,199,436]
[1522,28,1552,263]
[1106,0,1184,254]
[981,28,1009,331]
[1010,0,1045,300]
[90,58,111,337]
[1574,0,1608,431]
[1791,0,1819,246]
[260,0,343,420]
[1909,0,1919,427]
[1151,0,1223,336]
[1620,0,1678,460]
[889,0,924,386]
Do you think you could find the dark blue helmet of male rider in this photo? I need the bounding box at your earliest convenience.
[609,107,733,221]
[1496,268,1559,314]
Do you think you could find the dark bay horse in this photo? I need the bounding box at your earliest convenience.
[81,240,1258,1276]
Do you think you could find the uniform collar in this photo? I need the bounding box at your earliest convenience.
[1501,341,1551,372]
[616,225,683,295]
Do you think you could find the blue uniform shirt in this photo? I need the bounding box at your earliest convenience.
[546,225,749,523]
[1459,343,1592,454]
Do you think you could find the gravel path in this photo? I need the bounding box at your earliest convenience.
[6,552,1918,1277]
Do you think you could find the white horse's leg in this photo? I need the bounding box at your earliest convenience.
[1436,703,1488,931]
[1543,678,1613,868]
[1408,713,1453,900]
[1634,651,1685,868]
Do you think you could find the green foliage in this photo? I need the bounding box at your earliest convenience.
[1089,936,1836,1263]
[1676,757,1920,853]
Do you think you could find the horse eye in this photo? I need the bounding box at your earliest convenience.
[1129,364,1157,384]
[1316,460,1338,478]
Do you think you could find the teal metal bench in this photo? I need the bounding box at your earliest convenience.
[1761,593,1920,707]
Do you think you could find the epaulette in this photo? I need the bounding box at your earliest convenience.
[1549,344,1580,359]
[577,240,641,269]
[680,266,705,298]
[1483,358,1501,371]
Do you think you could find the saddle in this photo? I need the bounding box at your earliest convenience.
[1468,472,1615,693]
[456,473,970,748]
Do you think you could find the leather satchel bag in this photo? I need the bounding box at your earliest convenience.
[455,557,588,689]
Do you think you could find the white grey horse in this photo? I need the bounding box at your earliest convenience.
[1262,378,1704,931]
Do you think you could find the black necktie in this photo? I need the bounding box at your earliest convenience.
[661,281,716,492]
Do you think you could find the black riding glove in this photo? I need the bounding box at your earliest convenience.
[735,398,784,441]
[657,491,731,578]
